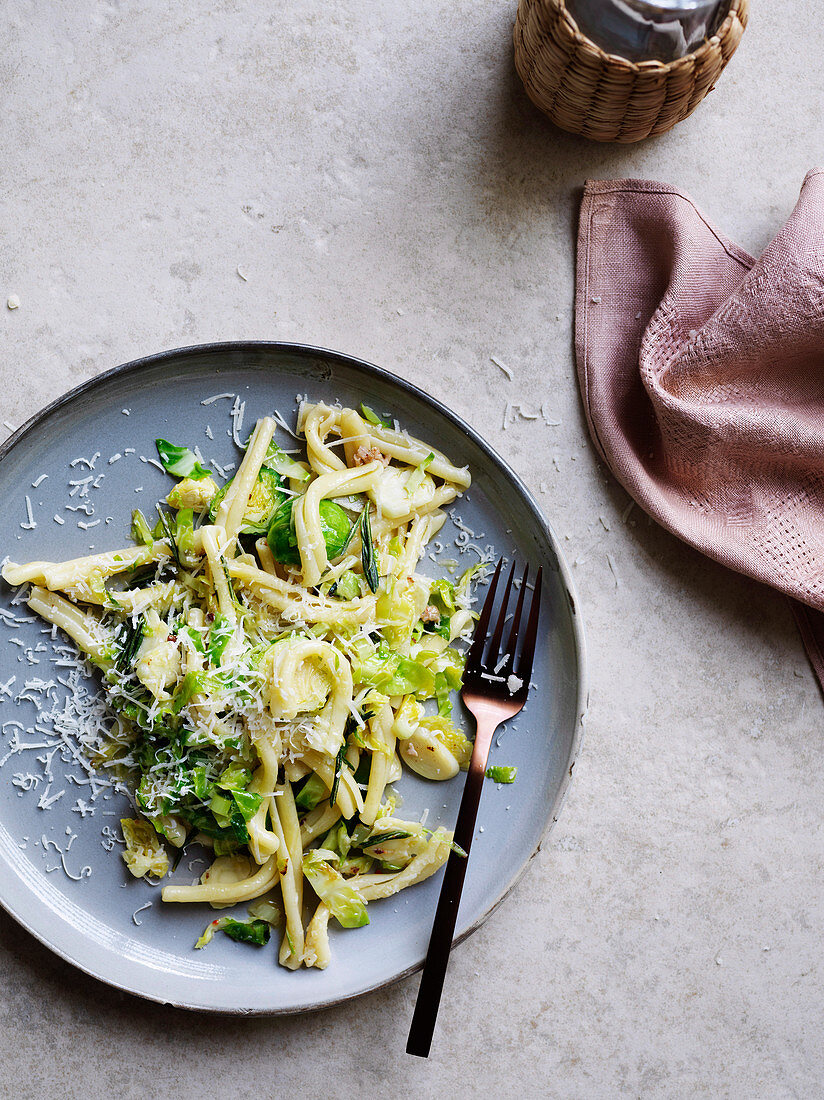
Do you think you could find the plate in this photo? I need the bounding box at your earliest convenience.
[0,342,586,1013]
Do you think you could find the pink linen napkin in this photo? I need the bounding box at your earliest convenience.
[576,169,824,693]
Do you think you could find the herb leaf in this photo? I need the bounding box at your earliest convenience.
[116,614,145,672]
[329,742,346,807]
[337,512,361,559]
[220,557,241,610]
[360,506,379,593]
[362,830,413,847]
[156,506,181,567]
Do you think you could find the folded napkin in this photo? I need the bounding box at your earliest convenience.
[576,169,824,694]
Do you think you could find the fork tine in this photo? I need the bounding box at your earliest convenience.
[488,560,516,663]
[501,564,528,676]
[515,566,542,686]
[464,557,502,674]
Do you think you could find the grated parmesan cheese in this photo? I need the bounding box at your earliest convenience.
[490,355,513,380]
[21,496,36,530]
[70,453,100,471]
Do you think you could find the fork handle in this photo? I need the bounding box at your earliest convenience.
[406,710,499,1058]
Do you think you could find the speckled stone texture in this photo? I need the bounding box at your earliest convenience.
[1,3,822,1097]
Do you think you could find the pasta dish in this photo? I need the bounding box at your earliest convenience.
[2,402,476,969]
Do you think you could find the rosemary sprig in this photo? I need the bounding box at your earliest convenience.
[362,830,413,847]
[116,614,145,672]
[156,505,180,567]
[337,512,361,558]
[329,742,346,807]
[220,557,242,610]
[360,505,379,593]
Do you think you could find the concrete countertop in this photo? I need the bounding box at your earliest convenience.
[1,3,821,1097]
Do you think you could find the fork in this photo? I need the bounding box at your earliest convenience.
[406,557,542,1058]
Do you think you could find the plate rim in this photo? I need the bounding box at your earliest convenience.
[0,340,588,1014]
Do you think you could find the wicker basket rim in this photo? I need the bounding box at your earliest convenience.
[556,0,747,73]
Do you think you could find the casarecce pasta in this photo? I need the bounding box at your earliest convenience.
[2,401,478,968]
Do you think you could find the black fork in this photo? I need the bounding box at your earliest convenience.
[407,558,543,1057]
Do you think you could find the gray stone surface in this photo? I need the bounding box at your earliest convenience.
[1,2,821,1097]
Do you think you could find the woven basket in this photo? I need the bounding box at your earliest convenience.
[513,0,749,143]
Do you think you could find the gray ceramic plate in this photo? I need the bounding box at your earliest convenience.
[0,342,586,1013]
